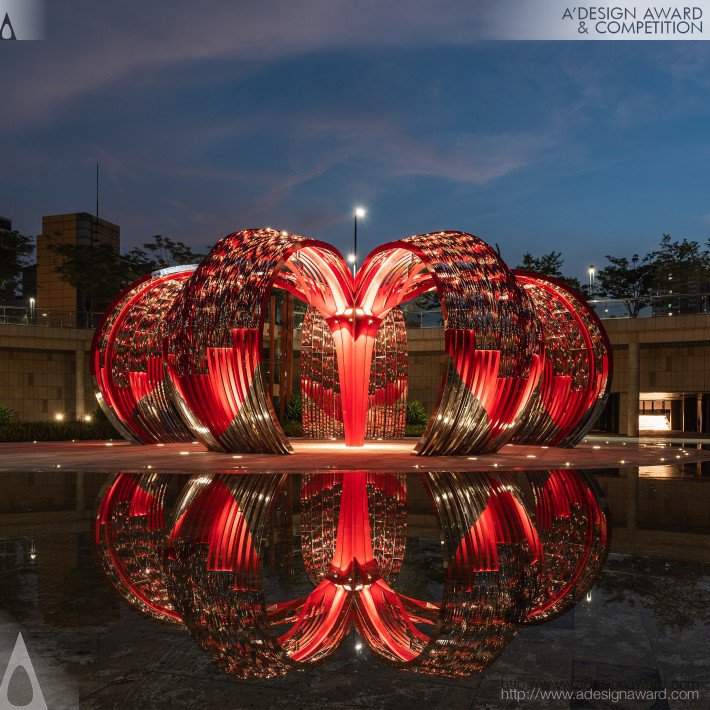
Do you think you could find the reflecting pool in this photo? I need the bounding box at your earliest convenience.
[0,465,707,708]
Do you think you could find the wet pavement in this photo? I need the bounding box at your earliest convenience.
[0,457,708,709]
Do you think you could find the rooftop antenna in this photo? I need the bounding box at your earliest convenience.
[96,162,99,220]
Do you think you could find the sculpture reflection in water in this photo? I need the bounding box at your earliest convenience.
[95,469,609,678]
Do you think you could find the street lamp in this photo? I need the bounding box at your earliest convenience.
[588,265,595,299]
[353,207,366,276]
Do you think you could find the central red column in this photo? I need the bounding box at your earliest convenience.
[326,313,382,446]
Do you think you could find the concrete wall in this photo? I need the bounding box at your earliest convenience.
[604,313,710,435]
[0,323,94,420]
[3,313,709,429]
[403,328,448,414]
[406,316,710,430]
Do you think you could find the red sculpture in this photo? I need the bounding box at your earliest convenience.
[96,468,609,678]
[92,229,611,455]
[512,272,612,447]
[95,472,181,624]
[91,266,196,444]
[302,306,408,440]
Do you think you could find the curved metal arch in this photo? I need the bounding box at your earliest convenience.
[95,472,182,625]
[356,232,543,455]
[512,271,612,447]
[90,267,197,444]
[162,228,353,454]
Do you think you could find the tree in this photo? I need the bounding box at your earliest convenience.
[48,238,124,314]
[516,251,584,292]
[124,234,207,272]
[596,254,654,317]
[50,233,209,315]
[0,230,34,302]
[646,233,709,296]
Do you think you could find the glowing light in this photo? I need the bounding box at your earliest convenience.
[347,253,357,264]
[354,207,366,218]
[83,414,93,422]
[638,414,670,431]
[54,413,64,421]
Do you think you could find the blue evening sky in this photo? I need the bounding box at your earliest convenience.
[1,1,709,280]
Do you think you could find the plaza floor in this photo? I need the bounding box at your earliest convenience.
[1,435,708,474]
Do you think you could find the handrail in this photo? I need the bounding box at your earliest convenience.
[3,291,709,331]
[0,305,103,329]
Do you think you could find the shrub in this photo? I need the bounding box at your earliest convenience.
[283,393,302,423]
[406,400,428,426]
[0,408,118,442]
[282,420,303,438]
[0,403,14,427]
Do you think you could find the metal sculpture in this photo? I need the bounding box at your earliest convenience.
[91,266,196,444]
[97,468,609,678]
[162,229,351,453]
[95,472,182,625]
[302,306,407,440]
[357,232,542,454]
[512,272,612,447]
[301,307,344,440]
[92,228,611,455]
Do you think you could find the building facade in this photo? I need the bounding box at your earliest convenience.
[36,212,120,314]
[2,310,710,432]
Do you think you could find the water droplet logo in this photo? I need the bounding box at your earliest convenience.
[1,12,17,40]
[0,633,48,709]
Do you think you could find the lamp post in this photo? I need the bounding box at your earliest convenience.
[588,265,595,299]
[352,207,366,276]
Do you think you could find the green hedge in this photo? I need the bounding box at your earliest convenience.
[0,407,118,442]
[405,424,427,437]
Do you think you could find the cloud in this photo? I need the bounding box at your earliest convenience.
[0,0,492,131]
